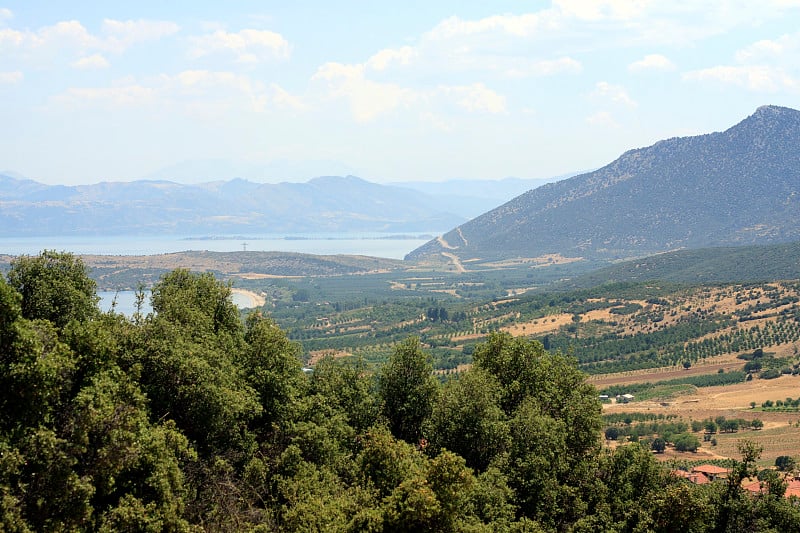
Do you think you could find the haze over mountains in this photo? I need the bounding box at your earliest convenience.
[3,104,799,265]
[0,174,552,237]
[408,105,800,263]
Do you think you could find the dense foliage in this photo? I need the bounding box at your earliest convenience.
[2,251,800,531]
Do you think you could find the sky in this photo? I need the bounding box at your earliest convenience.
[1,1,800,185]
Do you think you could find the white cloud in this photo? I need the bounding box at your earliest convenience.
[101,19,180,52]
[0,8,12,22]
[586,110,619,128]
[505,57,582,78]
[189,29,290,63]
[628,53,675,72]
[419,111,452,132]
[554,0,650,22]
[366,46,415,71]
[51,69,302,115]
[72,53,110,70]
[683,65,798,92]
[55,84,157,107]
[0,70,22,83]
[171,69,273,112]
[158,70,299,114]
[0,27,23,47]
[735,32,800,63]
[424,2,800,59]
[34,20,97,49]
[0,18,178,60]
[682,30,800,93]
[592,81,638,107]
[271,83,306,111]
[428,13,546,40]
[439,83,506,114]
[312,62,415,122]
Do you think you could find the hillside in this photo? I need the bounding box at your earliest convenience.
[0,175,464,235]
[0,250,407,291]
[561,241,800,289]
[408,105,800,264]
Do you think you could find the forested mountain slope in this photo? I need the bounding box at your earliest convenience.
[408,105,800,263]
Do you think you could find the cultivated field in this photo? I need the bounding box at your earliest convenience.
[601,363,800,465]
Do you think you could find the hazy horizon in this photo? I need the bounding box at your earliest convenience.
[2,2,799,186]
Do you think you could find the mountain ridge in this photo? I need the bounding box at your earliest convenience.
[0,174,464,236]
[407,105,800,263]
[0,173,565,237]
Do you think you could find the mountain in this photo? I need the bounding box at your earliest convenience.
[407,105,800,264]
[0,175,464,236]
[390,174,580,219]
[144,158,359,184]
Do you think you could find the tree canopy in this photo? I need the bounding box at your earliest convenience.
[2,251,800,531]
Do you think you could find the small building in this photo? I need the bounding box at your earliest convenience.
[785,479,800,498]
[691,464,729,482]
[672,469,710,485]
[615,393,634,403]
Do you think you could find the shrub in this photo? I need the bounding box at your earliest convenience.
[651,437,666,453]
[673,433,700,452]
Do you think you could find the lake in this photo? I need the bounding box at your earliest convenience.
[98,290,257,316]
[0,232,437,260]
[5,232,440,316]
[28,232,438,316]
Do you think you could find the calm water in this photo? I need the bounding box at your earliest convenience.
[36,232,437,316]
[98,290,256,315]
[0,233,436,260]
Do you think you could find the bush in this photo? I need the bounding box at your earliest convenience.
[651,437,666,453]
[605,427,620,440]
[776,455,796,471]
[761,368,782,380]
[673,433,700,452]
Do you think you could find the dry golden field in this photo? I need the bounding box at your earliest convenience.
[601,364,800,465]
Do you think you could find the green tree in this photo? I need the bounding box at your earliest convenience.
[472,333,601,457]
[673,433,700,452]
[651,437,666,453]
[134,270,260,456]
[775,455,796,471]
[426,368,509,471]
[0,289,76,431]
[6,250,98,330]
[310,356,379,435]
[378,338,439,444]
[242,312,305,431]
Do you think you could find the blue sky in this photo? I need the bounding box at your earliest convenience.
[1,1,799,185]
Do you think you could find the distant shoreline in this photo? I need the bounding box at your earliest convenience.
[181,234,436,242]
[230,288,266,308]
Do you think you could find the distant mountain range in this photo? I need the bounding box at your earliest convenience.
[0,168,557,236]
[0,174,557,237]
[408,105,800,263]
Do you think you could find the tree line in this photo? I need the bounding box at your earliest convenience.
[1,251,800,531]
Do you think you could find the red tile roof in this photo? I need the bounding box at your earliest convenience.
[692,464,730,475]
[671,470,710,484]
[785,479,800,498]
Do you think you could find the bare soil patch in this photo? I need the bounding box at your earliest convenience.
[502,313,573,336]
[308,349,353,366]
